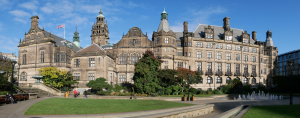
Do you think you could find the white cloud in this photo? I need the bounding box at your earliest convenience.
[0,36,19,52]
[41,1,74,14]
[18,0,39,10]
[41,3,54,14]
[13,18,27,24]
[66,16,89,25]
[9,10,31,17]
[0,0,13,10]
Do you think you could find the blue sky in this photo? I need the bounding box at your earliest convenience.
[0,0,299,56]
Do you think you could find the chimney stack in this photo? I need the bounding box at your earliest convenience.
[31,16,39,29]
[252,31,257,41]
[183,21,188,33]
[223,17,230,30]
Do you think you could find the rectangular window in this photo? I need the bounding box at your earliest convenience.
[165,48,168,51]
[226,53,231,60]
[165,37,168,43]
[178,52,182,56]
[207,62,212,71]
[110,73,112,81]
[41,51,44,63]
[54,53,60,63]
[252,65,256,74]
[119,75,127,82]
[206,43,212,48]
[196,42,203,47]
[99,58,100,63]
[207,52,212,59]
[217,63,222,72]
[164,60,168,64]
[217,53,221,59]
[243,47,249,52]
[216,44,222,49]
[197,62,202,71]
[74,73,80,80]
[235,46,240,51]
[226,45,231,50]
[74,59,80,67]
[130,75,134,82]
[88,73,95,81]
[244,55,248,62]
[252,56,256,62]
[236,54,240,60]
[243,39,248,43]
[197,51,202,58]
[225,36,232,40]
[206,34,213,38]
[157,38,160,43]
[177,62,183,68]
[164,66,168,69]
[89,58,95,67]
[244,65,248,73]
[188,42,192,46]
[61,52,65,62]
[263,68,266,74]
[177,43,181,47]
[236,64,240,73]
[23,54,26,64]
[189,52,191,57]
[252,48,257,53]
[226,64,231,72]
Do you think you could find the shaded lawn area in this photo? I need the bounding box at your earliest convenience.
[24,98,194,115]
[243,104,300,118]
[0,91,9,95]
[160,94,227,97]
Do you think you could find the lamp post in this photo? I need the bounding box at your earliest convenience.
[187,73,190,101]
[287,59,294,105]
[11,59,17,103]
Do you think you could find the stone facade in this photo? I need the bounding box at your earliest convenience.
[18,8,277,90]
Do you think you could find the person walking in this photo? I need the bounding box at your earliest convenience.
[84,90,88,98]
[73,89,78,98]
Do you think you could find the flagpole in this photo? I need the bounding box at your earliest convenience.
[64,24,65,39]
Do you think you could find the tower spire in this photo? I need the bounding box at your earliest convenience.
[97,7,104,17]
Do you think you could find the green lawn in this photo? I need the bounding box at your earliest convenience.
[0,91,9,95]
[160,94,227,97]
[24,98,194,115]
[243,104,300,118]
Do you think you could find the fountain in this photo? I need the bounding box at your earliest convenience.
[234,91,284,101]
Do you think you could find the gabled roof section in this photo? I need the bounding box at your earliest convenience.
[43,31,82,52]
[77,43,104,53]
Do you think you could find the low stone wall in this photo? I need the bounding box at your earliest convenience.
[77,95,215,101]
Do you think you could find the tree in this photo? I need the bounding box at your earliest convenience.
[176,67,202,93]
[221,78,243,93]
[0,74,11,91]
[86,77,111,91]
[133,50,163,94]
[38,67,79,89]
[157,69,178,88]
[0,57,16,79]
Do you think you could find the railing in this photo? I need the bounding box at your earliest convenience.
[205,69,213,75]
[243,72,249,77]
[251,72,257,77]
[197,70,203,75]
[215,71,223,76]
[225,71,232,76]
[234,72,241,76]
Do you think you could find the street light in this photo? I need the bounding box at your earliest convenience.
[287,59,294,105]
[187,73,190,101]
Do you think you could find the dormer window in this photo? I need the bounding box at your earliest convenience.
[225,31,232,40]
[243,39,248,43]
[206,34,213,38]
[205,26,213,39]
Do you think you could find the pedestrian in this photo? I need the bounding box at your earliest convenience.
[84,89,88,98]
[5,93,10,101]
[73,89,78,98]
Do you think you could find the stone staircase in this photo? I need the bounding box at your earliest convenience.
[21,87,57,98]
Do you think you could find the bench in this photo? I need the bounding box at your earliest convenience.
[0,97,11,104]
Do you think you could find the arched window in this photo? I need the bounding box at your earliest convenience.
[207,77,213,84]
[252,78,256,84]
[21,72,27,81]
[226,77,231,83]
[217,77,222,83]
[244,78,248,84]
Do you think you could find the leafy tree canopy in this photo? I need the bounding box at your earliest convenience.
[86,77,111,91]
[176,67,202,92]
[38,67,79,89]
[133,50,163,94]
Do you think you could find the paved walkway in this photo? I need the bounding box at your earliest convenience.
[1,96,300,118]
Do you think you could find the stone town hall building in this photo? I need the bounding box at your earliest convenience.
[18,8,277,90]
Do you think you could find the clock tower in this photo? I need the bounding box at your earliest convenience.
[91,8,109,46]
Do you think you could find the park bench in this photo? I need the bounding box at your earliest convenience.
[0,96,11,104]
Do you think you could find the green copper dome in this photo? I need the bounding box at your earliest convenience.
[97,7,105,17]
[162,7,167,13]
[161,7,168,20]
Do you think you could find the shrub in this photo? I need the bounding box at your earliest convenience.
[189,88,198,94]
[213,89,223,94]
[97,91,105,95]
[165,87,172,95]
[243,84,252,93]
[172,91,179,95]
[149,93,158,97]
[207,91,213,94]
[197,89,203,95]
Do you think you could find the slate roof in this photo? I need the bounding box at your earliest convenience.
[265,37,274,47]
[157,19,171,32]
[43,31,82,52]
[174,24,256,44]
[77,43,104,53]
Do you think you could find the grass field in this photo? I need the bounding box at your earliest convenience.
[243,104,300,118]
[24,98,194,115]
[160,94,226,97]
